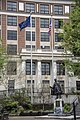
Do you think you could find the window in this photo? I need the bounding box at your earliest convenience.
[41,32,49,42]
[41,62,50,75]
[32,18,35,27]
[40,18,49,28]
[54,5,63,15]
[57,62,65,75]
[7,30,17,40]
[26,61,36,75]
[8,80,15,95]
[55,33,63,42]
[65,6,69,14]
[25,3,35,13]
[55,46,64,52]
[7,44,17,55]
[40,4,49,14]
[27,80,34,93]
[7,61,17,75]
[54,19,63,28]
[26,31,35,41]
[7,16,17,26]
[28,18,35,27]
[42,80,49,87]
[19,2,24,11]
[76,81,80,90]
[7,1,17,11]
[26,45,35,50]
[70,6,74,13]
[58,80,64,92]
[41,46,50,50]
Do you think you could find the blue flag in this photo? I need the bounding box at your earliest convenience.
[19,16,30,31]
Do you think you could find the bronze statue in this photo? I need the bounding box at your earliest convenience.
[50,79,63,98]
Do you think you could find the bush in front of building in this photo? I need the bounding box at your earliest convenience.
[63,103,72,113]
[0,89,32,115]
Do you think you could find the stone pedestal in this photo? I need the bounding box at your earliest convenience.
[54,98,64,114]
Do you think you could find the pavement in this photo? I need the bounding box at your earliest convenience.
[9,115,80,120]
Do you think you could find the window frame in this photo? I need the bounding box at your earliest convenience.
[7,16,17,26]
[7,30,17,40]
[40,4,49,14]
[40,18,49,28]
[7,44,17,55]
[54,5,63,15]
[57,61,65,75]
[41,62,50,75]
[26,61,36,75]
[7,1,17,11]
[7,61,17,75]
[25,3,35,13]
[41,32,49,42]
[26,31,35,41]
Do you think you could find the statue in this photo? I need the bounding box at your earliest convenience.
[50,79,63,98]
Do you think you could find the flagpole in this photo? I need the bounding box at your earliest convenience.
[30,13,33,103]
[51,15,54,86]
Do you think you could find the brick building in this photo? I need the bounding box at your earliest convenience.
[0,0,79,103]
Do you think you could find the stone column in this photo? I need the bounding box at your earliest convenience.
[20,60,26,88]
[36,61,42,91]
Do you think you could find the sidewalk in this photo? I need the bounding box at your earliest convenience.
[9,115,80,120]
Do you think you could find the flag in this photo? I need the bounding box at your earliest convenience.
[48,18,52,35]
[19,16,30,31]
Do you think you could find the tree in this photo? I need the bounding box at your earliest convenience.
[0,39,8,88]
[63,0,80,77]
[0,41,6,70]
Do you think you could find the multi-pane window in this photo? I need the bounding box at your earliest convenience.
[26,31,35,41]
[25,3,35,13]
[41,32,49,42]
[40,18,49,28]
[76,81,80,90]
[55,33,63,42]
[26,45,35,50]
[7,61,17,75]
[7,30,17,40]
[42,80,49,87]
[8,80,15,95]
[54,19,63,28]
[28,18,35,27]
[27,80,34,93]
[57,62,65,75]
[7,1,17,11]
[7,16,17,26]
[7,44,17,55]
[26,61,36,75]
[54,5,63,15]
[41,62,50,75]
[58,80,64,92]
[40,4,49,14]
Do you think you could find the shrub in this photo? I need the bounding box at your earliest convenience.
[63,103,71,113]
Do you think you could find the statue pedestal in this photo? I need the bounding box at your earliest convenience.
[54,98,64,115]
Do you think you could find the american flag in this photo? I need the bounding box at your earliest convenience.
[48,18,52,35]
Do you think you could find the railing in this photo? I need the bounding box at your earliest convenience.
[21,48,65,53]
